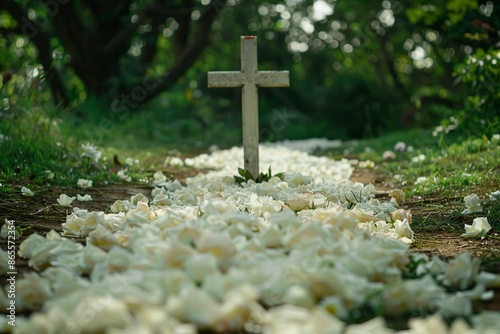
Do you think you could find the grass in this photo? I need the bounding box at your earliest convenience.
[323,129,499,199]
[320,129,500,265]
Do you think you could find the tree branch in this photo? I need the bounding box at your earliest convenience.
[138,1,224,105]
[100,2,191,56]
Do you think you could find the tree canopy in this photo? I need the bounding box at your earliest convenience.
[0,0,498,139]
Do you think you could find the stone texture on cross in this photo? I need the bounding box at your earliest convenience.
[208,36,290,179]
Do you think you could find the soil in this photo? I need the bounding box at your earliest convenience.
[1,166,499,315]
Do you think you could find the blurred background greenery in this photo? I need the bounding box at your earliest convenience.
[0,0,498,151]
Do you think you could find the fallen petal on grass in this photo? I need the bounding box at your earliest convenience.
[461,217,491,239]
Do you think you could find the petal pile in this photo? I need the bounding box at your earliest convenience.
[4,143,500,333]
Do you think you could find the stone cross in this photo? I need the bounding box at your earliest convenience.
[208,36,290,179]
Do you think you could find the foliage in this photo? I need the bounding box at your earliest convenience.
[234,166,284,185]
[445,47,500,138]
[0,0,497,141]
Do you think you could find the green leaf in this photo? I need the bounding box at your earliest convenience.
[274,172,284,179]
[245,169,254,180]
[256,173,266,183]
[238,167,246,177]
[234,176,245,184]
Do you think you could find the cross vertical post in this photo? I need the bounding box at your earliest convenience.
[208,36,290,179]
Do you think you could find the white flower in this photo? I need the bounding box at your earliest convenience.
[62,210,103,236]
[394,141,406,152]
[16,273,53,311]
[57,194,76,206]
[388,189,405,204]
[1,222,19,239]
[77,194,93,202]
[44,170,54,179]
[259,226,283,248]
[404,315,474,334]
[491,133,500,143]
[197,230,236,262]
[81,143,101,163]
[21,186,34,197]
[476,271,500,288]
[167,285,220,327]
[87,224,127,250]
[166,157,184,167]
[392,209,412,225]
[344,317,393,334]
[383,150,395,160]
[382,275,444,314]
[263,305,345,334]
[184,253,218,283]
[462,217,491,238]
[319,295,349,319]
[125,157,135,166]
[79,244,108,274]
[443,252,481,289]
[411,154,426,163]
[284,173,312,187]
[414,176,428,185]
[152,170,167,185]
[438,295,472,318]
[18,232,47,259]
[77,178,93,188]
[472,311,500,333]
[416,255,448,276]
[462,194,482,214]
[358,160,375,168]
[393,219,414,243]
[215,284,263,331]
[117,169,132,182]
[287,196,309,211]
[283,285,315,309]
[68,295,132,332]
[43,267,90,296]
[489,190,500,201]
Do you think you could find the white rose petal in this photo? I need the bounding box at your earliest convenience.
[153,170,167,185]
[21,186,35,197]
[383,150,395,160]
[16,273,53,311]
[462,217,491,238]
[117,170,132,182]
[1,222,19,239]
[77,178,93,188]
[57,194,76,206]
[77,194,92,202]
[388,189,405,205]
[462,193,483,214]
[443,252,481,289]
[489,190,500,201]
[12,140,498,334]
[81,143,101,163]
[344,317,393,334]
[394,141,406,152]
[415,176,428,184]
[70,295,132,332]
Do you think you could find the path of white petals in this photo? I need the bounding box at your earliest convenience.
[2,141,500,333]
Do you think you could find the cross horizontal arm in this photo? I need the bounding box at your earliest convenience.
[208,71,246,88]
[255,71,290,87]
